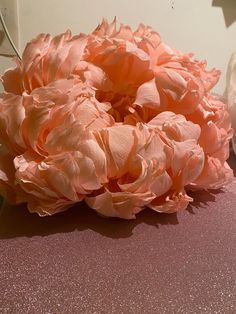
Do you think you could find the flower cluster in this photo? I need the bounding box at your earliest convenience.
[0,19,233,219]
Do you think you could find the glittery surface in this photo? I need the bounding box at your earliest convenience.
[0,156,236,314]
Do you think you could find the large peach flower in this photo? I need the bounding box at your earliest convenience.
[13,137,108,215]
[2,31,87,93]
[0,79,115,211]
[86,117,204,218]
[0,19,233,219]
[83,19,220,123]
[1,32,112,97]
[188,94,233,189]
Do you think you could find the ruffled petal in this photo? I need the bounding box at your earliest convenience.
[148,191,193,214]
[0,93,26,154]
[191,157,233,190]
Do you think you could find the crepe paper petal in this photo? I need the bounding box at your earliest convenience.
[0,93,26,154]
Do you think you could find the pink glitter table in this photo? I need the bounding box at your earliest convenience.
[0,156,236,313]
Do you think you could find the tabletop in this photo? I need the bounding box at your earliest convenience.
[0,155,236,314]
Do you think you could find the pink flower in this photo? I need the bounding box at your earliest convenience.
[2,31,88,93]
[86,118,204,218]
[13,137,108,215]
[188,95,233,189]
[22,79,114,156]
[0,19,233,219]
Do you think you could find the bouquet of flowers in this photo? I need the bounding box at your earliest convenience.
[0,19,233,219]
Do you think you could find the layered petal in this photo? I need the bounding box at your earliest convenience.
[191,157,233,190]
[0,93,26,154]
[0,145,27,204]
[148,191,193,214]
[86,189,154,220]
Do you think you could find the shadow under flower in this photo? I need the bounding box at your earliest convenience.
[227,151,236,176]
[0,200,180,240]
[0,186,222,240]
[187,188,223,214]
[1,151,234,240]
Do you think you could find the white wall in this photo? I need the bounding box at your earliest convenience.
[1,0,236,94]
[0,55,15,76]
